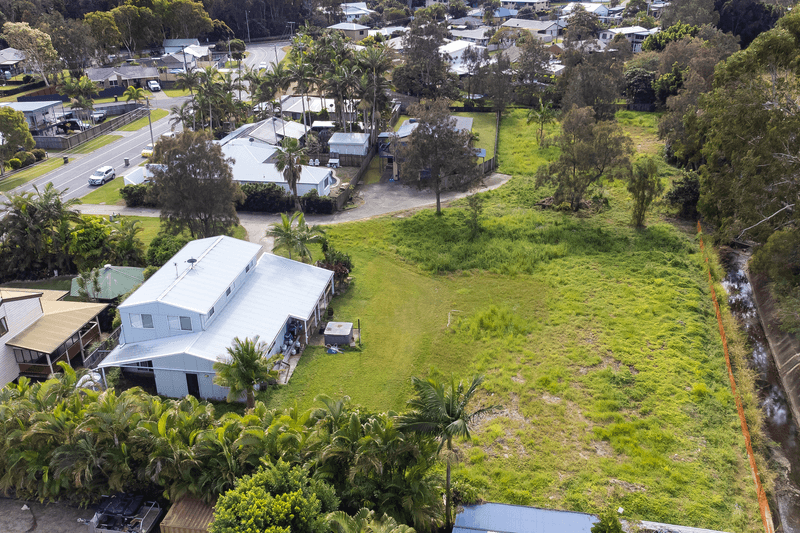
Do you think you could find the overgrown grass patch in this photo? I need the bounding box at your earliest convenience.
[71,135,122,154]
[0,158,66,192]
[117,109,169,131]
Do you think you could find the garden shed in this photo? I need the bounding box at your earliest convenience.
[160,497,214,533]
[328,132,370,156]
[324,322,353,345]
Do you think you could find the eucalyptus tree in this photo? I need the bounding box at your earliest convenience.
[397,375,499,530]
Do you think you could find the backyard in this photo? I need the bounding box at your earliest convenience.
[259,110,763,532]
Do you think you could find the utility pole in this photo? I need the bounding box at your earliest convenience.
[288,22,295,38]
[245,11,251,43]
[146,97,154,147]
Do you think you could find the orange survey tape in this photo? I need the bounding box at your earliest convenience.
[698,221,774,533]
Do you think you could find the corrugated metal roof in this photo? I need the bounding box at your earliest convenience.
[102,252,333,366]
[7,301,107,353]
[160,497,215,533]
[634,521,732,533]
[119,236,261,314]
[220,138,331,185]
[329,132,369,145]
[328,22,369,30]
[70,266,145,300]
[0,101,62,113]
[453,503,597,533]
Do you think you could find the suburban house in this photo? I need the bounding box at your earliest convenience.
[224,115,309,146]
[502,19,560,41]
[340,2,376,22]
[69,265,146,302]
[280,95,357,123]
[0,47,25,77]
[449,16,485,28]
[560,2,611,22]
[98,236,334,400]
[454,502,732,533]
[86,65,160,90]
[379,115,474,179]
[439,41,490,76]
[163,38,200,54]
[0,288,107,387]
[499,0,550,10]
[467,6,518,21]
[327,22,370,42]
[368,26,407,38]
[450,27,494,47]
[650,1,670,18]
[328,132,370,157]
[0,101,63,130]
[599,26,661,53]
[217,135,335,196]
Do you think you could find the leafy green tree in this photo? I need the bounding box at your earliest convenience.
[397,100,480,214]
[513,36,549,106]
[146,231,191,266]
[213,337,279,409]
[148,131,244,238]
[85,11,121,58]
[2,22,59,85]
[39,16,99,78]
[392,19,457,99]
[210,461,339,533]
[0,106,34,176]
[660,0,718,29]
[274,137,308,212]
[561,51,625,121]
[111,4,158,58]
[627,156,664,227]
[70,216,114,271]
[110,218,146,266]
[536,107,634,211]
[642,22,700,52]
[397,375,498,531]
[164,0,213,39]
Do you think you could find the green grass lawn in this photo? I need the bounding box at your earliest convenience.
[81,176,126,205]
[102,215,247,251]
[1,277,73,291]
[259,110,764,532]
[361,155,384,185]
[70,135,123,155]
[117,109,169,131]
[0,158,68,193]
[163,88,191,98]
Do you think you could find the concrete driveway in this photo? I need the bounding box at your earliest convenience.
[0,498,95,533]
[78,173,512,251]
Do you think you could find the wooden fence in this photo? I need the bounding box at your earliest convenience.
[334,144,377,211]
[32,107,148,150]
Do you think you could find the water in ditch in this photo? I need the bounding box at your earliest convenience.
[720,248,800,532]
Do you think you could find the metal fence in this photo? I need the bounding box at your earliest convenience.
[32,107,148,150]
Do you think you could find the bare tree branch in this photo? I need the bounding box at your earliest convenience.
[737,203,796,240]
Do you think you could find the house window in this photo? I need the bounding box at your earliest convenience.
[246,265,250,273]
[208,306,215,318]
[0,316,7,337]
[109,79,118,87]
[226,286,232,296]
[168,316,192,331]
[131,313,154,329]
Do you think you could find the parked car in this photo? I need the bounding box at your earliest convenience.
[56,119,90,133]
[169,68,185,74]
[147,80,161,92]
[160,131,178,140]
[259,62,267,70]
[141,143,154,158]
[91,110,107,123]
[89,166,115,186]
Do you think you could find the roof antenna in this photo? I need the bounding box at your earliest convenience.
[187,258,197,269]
[174,262,178,277]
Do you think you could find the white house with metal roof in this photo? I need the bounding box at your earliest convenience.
[100,236,334,400]
[0,100,63,129]
[329,132,370,156]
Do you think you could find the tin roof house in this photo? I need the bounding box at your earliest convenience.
[99,236,334,400]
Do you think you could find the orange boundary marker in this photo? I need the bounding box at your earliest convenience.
[698,221,774,533]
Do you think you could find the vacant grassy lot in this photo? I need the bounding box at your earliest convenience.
[118,109,169,131]
[82,176,126,205]
[262,110,762,532]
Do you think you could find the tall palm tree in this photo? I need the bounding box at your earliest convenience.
[175,69,201,129]
[527,100,558,144]
[287,56,316,129]
[397,375,499,530]
[274,137,308,212]
[60,75,100,123]
[213,336,278,410]
[266,211,324,262]
[169,101,195,131]
[359,45,392,143]
[197,67,221,130]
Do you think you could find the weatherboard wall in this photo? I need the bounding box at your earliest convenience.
[152,353,228,400]
[0,297,43,387]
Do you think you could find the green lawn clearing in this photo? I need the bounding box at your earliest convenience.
[164,88,191,98]
[81,176,126,205]
[0,158,67,193]
[259,109,764,533]
[1,276,73,291]
[108,216,247,251]
[616,110,664,156]
[361,155,383,185]
[70,135,122,154]
[117,108,169,131]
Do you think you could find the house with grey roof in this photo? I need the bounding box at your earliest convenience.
[327,22,370,41]
[599,26,660,53]
[0,47,25,77]
[502,18,559,41]
[340,2,376,22]
[450,26,494,46]
[99,236,334,399]
[0,100,63,130]
[86,65,160,90]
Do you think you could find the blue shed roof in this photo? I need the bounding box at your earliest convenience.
[453,503,598,533]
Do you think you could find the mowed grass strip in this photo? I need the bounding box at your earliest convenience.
[117,108,169,131]
[0,158,66,192]
[70,135,122,154]
[81,176,126,205]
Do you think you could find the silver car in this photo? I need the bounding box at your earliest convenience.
[89,166,115,186]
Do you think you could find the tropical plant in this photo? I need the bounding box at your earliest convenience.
[526,100,557,144]
[397,375,499,530]
[60,75,100,122]
[328,508,416,533]
[123,85,146,104]
[266,211,325,262]
[274,138,309,212]
[213,337,279,409]
[76,268,102,301]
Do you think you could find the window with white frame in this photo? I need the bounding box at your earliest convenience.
[168,316,192,331]
[130,313,154,329]
[0,316,8,337]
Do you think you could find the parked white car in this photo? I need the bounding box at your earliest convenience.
[147,80,161,92]
[89,166,116,186]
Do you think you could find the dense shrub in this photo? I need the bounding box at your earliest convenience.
[14,151,35,167]
[120,183,157,208]
[238,182,292,212]
[147,232,191,267]
[8,158,21,170]
[31,148,46,161]
[302,189,336,214]
[665,172,700,219]
[22,74,33,83]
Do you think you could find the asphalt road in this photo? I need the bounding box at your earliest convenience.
[242,41,289,71]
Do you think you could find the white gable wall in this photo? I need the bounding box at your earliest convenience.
[151,353,229,400]
[0,297,43,387]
